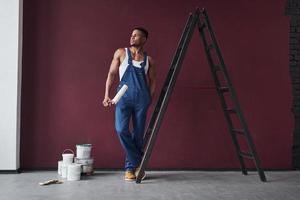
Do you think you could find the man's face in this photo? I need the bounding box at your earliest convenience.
[130,30,146,47]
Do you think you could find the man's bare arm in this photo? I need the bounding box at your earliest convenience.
[103,48,122,107]
[148,56,156,99]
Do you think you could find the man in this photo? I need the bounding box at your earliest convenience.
[102,27,156,181]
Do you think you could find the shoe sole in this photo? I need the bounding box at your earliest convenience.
[124,178,136,182]
[124,175,146,182]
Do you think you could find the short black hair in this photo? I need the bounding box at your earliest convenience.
[133,27,148,39]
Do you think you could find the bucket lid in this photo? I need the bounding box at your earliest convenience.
[75,157,94,164]
[76,144,92,147]
[62,153,74,157]
[75,157,94,161]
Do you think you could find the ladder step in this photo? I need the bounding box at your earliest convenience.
[232,129,245,135]
[199,23,206,31]
[214,65,221,71]
[225,108,237,114]
[206,44,214,51]
[218,86,229,93]
[239,151,254,159]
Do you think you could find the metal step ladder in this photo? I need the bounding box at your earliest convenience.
[136,8,267,183]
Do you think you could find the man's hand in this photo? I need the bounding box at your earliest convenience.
[103,48,123,108]
[102,96,113,107]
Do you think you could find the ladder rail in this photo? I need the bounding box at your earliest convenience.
[201,8,266,182]
[196,19,248,175]
[143,12,195,144]
[201,8,253,142]
[136,10,200,183]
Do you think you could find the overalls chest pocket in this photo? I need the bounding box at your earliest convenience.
[134,67,146,78]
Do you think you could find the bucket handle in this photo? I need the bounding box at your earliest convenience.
[62,149,74,155]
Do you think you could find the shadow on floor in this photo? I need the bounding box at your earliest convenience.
[80,171,300,184]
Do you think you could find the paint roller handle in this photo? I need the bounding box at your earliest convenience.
[111,84,128,105]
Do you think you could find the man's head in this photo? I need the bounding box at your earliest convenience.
[130,27,148,47]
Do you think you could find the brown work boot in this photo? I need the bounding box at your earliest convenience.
[124,170,136,181]
[135,167,146,180]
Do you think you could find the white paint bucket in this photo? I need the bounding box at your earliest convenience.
[62,149,74,164]
[67,164,82,181]
[58,160,63,175]
[82,164,94,174]
[75,157,94,174]
[75,157,94,165]
[61,163,68,178]
[76,144,92,159]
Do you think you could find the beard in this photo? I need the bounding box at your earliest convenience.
[130,43,138,47]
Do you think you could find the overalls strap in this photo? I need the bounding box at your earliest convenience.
[126,48,133,66]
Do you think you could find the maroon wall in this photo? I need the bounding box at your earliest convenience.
[21,0,293,169]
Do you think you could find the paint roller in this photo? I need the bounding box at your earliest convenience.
[112,84,128,104]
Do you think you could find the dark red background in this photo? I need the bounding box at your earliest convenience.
[21,0,293,169]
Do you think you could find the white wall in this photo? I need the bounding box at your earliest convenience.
[0,0,23,170]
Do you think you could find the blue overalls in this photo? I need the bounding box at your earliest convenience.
[115,48,151,171]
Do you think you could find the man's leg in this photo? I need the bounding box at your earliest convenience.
[125,156,135,170]
[132,104,149,166]
[115,105,141,171]
[132,104,149,180]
